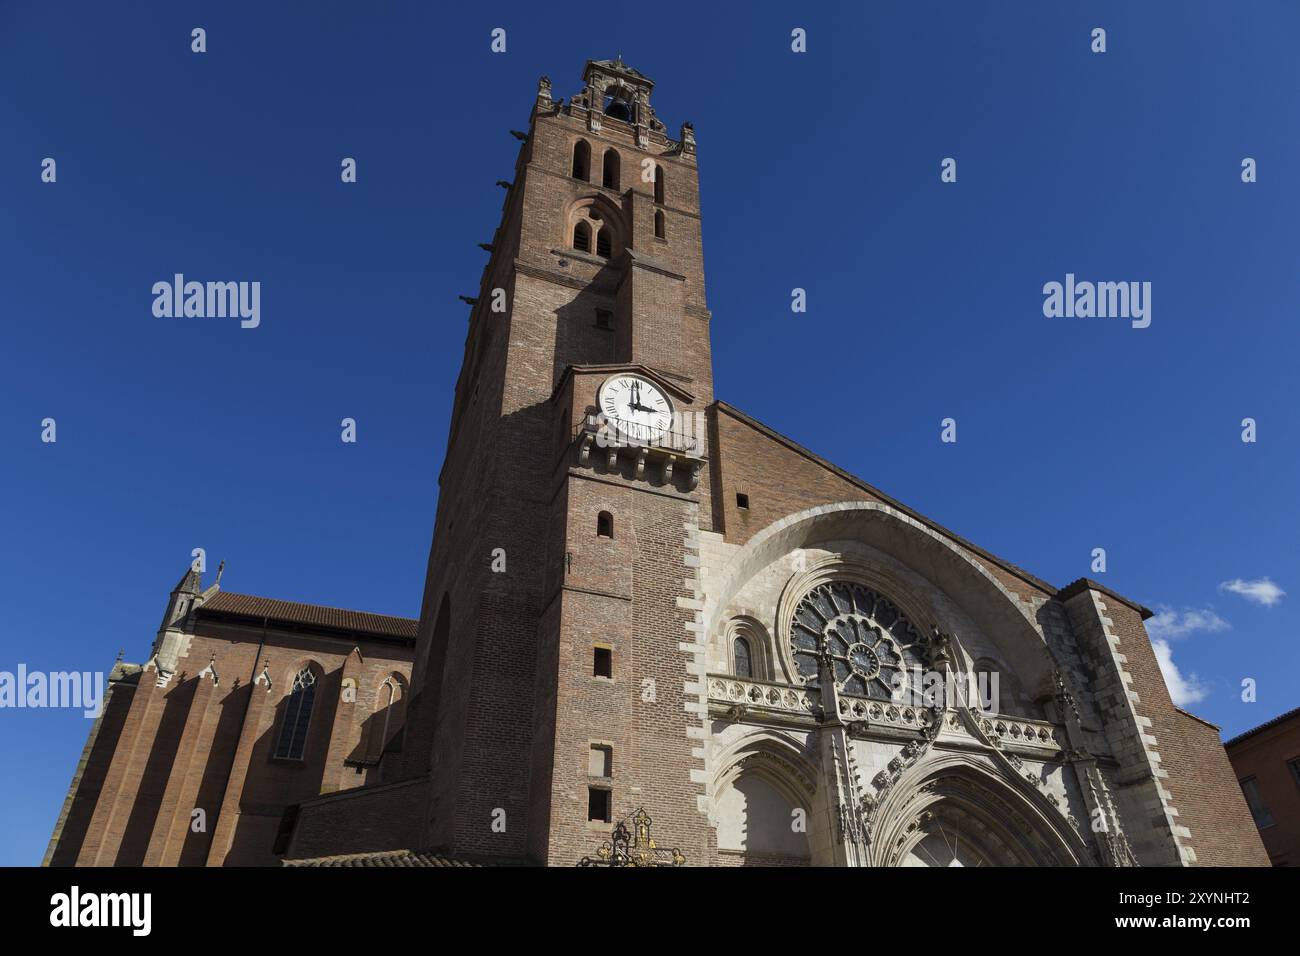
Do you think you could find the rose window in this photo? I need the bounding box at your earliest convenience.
[790,582,926,700]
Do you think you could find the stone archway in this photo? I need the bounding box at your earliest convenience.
[869,754,1092,867]
[710,731,820,866]
[704,502,1063,706]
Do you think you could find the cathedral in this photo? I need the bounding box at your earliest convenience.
[46,58,1268,868]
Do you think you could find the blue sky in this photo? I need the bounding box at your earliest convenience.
[1,1,1296,865]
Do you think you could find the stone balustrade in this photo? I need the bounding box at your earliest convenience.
[706,675,817,717]
[948,711,1064,751]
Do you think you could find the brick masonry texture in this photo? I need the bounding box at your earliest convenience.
[48,59,1267,869]
[1226,709,1300,865]
[46,598,414,867]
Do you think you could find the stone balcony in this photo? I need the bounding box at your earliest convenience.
[576,413,706,489]
[707,675,819,722]
[707,673,1066,758]
[944,709,1066,756]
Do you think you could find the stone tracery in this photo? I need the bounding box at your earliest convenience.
[788,580,928,701]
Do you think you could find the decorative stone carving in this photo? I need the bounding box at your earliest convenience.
[1066,747,1138,867]
[707,675,817,717]
[788,581,927,701]
[679,122,696,155]
[1053,668,1081,723]
[859,711,943,843]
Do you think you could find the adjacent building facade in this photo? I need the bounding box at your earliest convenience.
[1226,707,1300,866]
[48,58,1268,868]
[44,570,415,867]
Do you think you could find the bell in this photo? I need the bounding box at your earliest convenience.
[604,97,632,122]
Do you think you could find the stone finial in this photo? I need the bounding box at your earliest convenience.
[537,74,552,108]
[679,121,696,155]
[197,653,220,686]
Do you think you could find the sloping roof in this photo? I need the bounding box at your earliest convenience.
[1174,706,1221,732]
[589,56,651,81]
[174,567,202,595]
[197,591,417,641]
[108,661,143,685]
[283,848,539,868]
[1224,705,1300,749]
[714,401,1157,619]
[283,849,479,868]
[1056,578,1154,620]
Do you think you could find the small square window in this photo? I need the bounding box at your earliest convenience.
[595,309,612,330]
[736,493,749,510]
[589,745,612,778]
[587,787,611,823]
[593,646,612,678]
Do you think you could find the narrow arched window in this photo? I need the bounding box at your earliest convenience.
[377,679,396,757]
[654,165,664,204]
[596,228,611,258]
[597,511,613,538]
[654,210,665,240]
[603,149,620,190]
[572,140,590,180]
[275,666,317,760]
[573,220,591,253]
[733,637,753,679]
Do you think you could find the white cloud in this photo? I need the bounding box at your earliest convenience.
[1219,577,1286,607]
[1144,605,1230,641]
[1152,638,1209,707]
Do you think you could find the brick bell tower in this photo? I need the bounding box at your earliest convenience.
[404,58,716,864]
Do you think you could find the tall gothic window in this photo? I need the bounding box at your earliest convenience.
[653,164,664,204]
[733,637,753,679]
[596,229,612,258]
[376,679,397,756]
[602,148,620,190]
[573,220,591,253]
[654,210,666,239]
[275,666,317,760]
[572,139,590,180]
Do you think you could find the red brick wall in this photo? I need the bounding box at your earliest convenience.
[45,677,134,867]
[537,476,711,866]
[710,404,1053,608]
[48,617,412,867]
[1227,715,1300,866]
[1100,601,1269,866]
[285,777,428,860]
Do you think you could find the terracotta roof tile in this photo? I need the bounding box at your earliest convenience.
[283,849,478,868]
[198,591,417,641]
[1224,704,1300,748]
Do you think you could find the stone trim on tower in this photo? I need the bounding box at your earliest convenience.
[1062,587,1190,865]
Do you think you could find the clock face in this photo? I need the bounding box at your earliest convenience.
[598,375,674,444]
